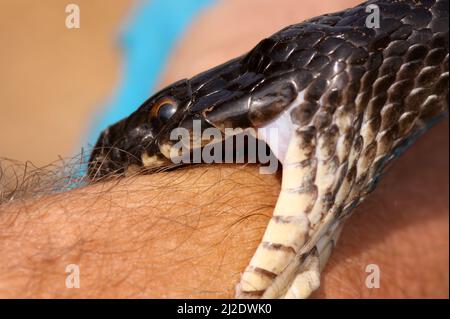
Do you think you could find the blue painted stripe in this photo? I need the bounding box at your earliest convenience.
[83,0,214,147]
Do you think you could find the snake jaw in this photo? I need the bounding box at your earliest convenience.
[87,80,196,179]
[140,151,170,168]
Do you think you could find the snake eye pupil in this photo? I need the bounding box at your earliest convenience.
[157,102,177,123]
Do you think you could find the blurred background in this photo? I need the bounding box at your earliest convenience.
[0,0,364,167]
[1,0,129,166]
[0,0,215,166]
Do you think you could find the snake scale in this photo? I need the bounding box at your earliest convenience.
[88,0,449,298]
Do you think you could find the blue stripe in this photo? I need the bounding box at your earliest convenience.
[83,0,214,147]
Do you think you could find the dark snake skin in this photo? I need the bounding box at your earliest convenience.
[88,0,448,297]
[89,0,448,180]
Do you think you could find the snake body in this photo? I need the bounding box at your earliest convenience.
[89,0,449,298]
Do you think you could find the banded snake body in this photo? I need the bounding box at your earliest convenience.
[89,0,449,298]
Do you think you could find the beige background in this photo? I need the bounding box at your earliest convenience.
[0,0,131,166]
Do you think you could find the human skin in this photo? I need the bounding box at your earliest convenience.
[0,121,448,298]
[0,0,448,298]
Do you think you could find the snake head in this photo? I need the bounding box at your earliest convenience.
[87,56,288,180]
[88,79,204,180]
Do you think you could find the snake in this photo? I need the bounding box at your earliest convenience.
[88,0,449,298]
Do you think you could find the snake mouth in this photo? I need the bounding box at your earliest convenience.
[87,117,156,180]
[87,129,132,180]
[139,146,172,169]
[88,116,185,181]
[88,142,174,181]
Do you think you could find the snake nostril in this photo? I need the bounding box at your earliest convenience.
[87,150,107,180]
[87,130,115,180]
[88,151,122,181]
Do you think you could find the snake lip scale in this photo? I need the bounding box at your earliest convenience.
[88,0,449,298]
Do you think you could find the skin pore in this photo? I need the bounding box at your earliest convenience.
[0,0,448,298]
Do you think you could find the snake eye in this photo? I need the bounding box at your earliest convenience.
[152,98,177,123]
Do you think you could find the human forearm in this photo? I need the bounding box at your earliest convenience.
[0,118,448,298]
[0,165,276,298]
